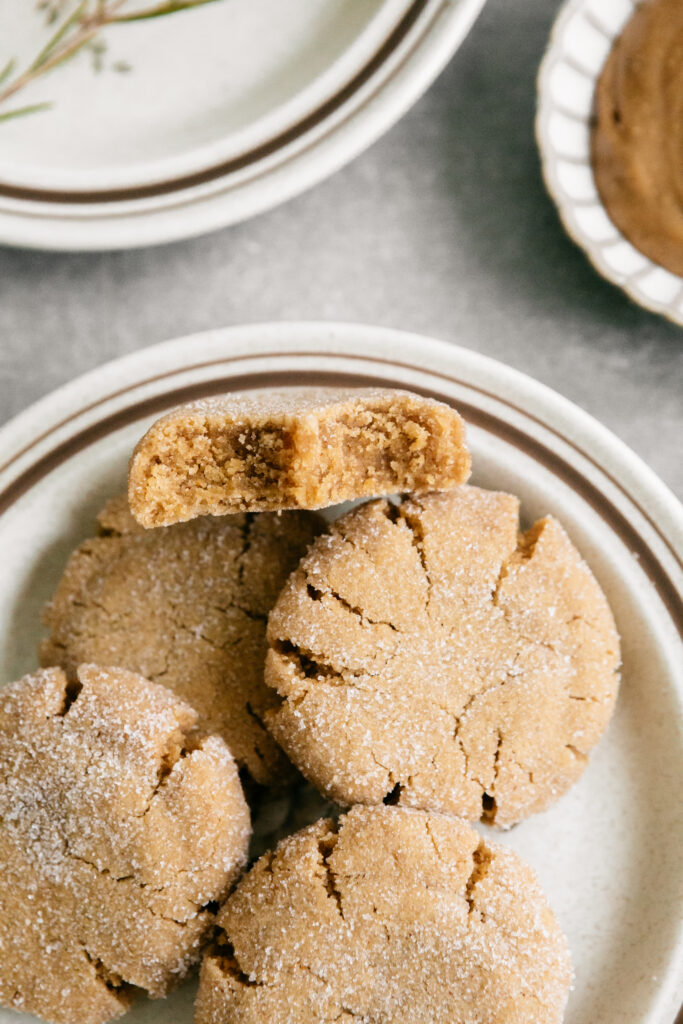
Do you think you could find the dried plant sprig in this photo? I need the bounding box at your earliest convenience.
[0,0,224,122]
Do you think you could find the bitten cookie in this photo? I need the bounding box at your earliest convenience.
[128,387,471,527]
[0,664,251,1024]
[40,495,321,786]
[265,486,620,827]
[195,805,572,1024]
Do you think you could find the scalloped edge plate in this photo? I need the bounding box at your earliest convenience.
[536,0,683,326]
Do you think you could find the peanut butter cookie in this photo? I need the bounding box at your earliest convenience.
[196,804,572,1024]
[128,388,470,528]
[0,664,250,1024]
[265,486,620,827]
[40,496,321,786]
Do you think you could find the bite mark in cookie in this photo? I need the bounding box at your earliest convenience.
[127,387,471,527]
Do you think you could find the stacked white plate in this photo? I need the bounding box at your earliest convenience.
[0,0,486,251]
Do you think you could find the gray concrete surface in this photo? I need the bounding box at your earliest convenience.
[0,0,681,497]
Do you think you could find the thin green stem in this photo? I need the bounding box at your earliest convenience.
[0,26,100,107]
[0,58,16,87]
[29,0,90,71]
[0,101,53,123]
[110,0,222,22]
[0,0,125,108]
[0,0,227,122]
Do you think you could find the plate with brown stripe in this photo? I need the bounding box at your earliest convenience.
[0,322,681,1023]
[0,0,486,251]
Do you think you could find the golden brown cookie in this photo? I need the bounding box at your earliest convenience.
[195,805,572,1024]
[128,387,471,528]
[264,486,620,827]
[0,664,250,1024]
[40,495,321,786]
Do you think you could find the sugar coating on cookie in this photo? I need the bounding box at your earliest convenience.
[127,387,471,528]
[40,496,321,786]
[264,486,620,827]
[0,664,251,1024]
[196,804,572,1024]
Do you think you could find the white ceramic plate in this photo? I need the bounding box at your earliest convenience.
[0,0,486,251]
[0,323,681,1024]
[536,0,683,326]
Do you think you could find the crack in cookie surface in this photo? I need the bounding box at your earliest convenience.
[195,805,572,1024]
[265,486,621,826]
[0,664,251,1024]
[39,493,322,786]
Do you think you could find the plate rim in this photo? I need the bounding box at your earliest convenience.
[0,0,487,251]
[0,320,681,1023]
[0,1,419,194]
[1,321,681,544]
[0,321,681,638]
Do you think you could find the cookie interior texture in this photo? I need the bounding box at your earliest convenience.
[265,486,620,827]
[127,387,471,527]
[0,664,251,1024]
[40,495,321,786]
[196,804,572,1024]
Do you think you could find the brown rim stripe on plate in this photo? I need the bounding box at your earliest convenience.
[0,366,681,632]
[1,348,680,582]
[0,0,430,205]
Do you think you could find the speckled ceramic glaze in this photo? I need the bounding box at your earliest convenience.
[536,0,683,326]
[0,324,681,1023]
